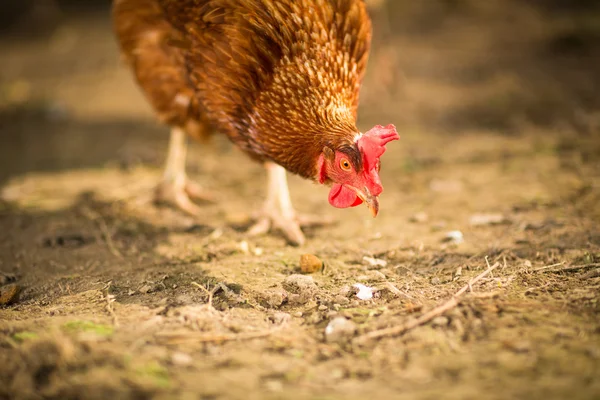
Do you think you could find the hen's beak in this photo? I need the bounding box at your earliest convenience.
[355,187,380,217]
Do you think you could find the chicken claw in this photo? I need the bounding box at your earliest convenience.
[154,127,214,215]
[247,162,334,245]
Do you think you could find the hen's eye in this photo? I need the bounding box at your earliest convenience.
[340,158,352,171]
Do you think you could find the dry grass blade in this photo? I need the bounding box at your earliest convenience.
[353,261,501,344]
[531,262,565,272]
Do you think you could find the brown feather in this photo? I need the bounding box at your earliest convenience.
[113,0,372,177]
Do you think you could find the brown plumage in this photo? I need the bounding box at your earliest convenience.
[112,0,398,245]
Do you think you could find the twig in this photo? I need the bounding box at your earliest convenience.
[531,262,565,273]
[82,208,122,258]
[191,281,218,307]
[155,325,284,345]
[353,261,501,344]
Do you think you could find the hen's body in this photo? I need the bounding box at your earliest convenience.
[113,0,376,244]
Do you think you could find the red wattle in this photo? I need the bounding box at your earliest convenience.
[328,184,363,209]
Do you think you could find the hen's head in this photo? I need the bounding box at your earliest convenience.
[317,124,399,217]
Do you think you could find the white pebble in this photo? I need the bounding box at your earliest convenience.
[363,256,387,268]
[443,230,464,244]
[353,283,374,300]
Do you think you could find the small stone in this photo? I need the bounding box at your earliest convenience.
[292,311,303,318]
[353,284,374,300]
[430,277,441,285]
[299,254,323,274]
[442,230,464,244]
[239,241,250,254]
[318,305,328,311]
[325,317,357,343]
[138,284,153,294]
[334,295,350,306]
[287,293,305,306]
[363,256,387,268]
[0,284,21,306]
[338,286,352,297]
[260,289,287,308]
[282,274,317,295]
[171,351,193,367]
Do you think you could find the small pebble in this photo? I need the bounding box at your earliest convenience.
[239,241,250,254]
[171,352,193,367]
[353,284,374,300]
[299,254,323,274]
[292,311,303,318]
[0,284,21,306]
[260,289,287,308]
[318,305,328,311]
[334,295,350,306]
[138,284,153,294]
[325,317,357,343]
[442,230,464,244]
[363,256,387,268]
[282,274,317,295]
[338,286,352,297]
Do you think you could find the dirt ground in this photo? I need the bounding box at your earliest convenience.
[1,1,599,399]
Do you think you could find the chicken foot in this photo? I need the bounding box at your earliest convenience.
[248,162,333,246]
[154,127,213,215]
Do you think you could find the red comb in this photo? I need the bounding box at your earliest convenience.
[357,124,399,171]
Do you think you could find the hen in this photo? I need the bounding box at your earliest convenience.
[112,0,399,245]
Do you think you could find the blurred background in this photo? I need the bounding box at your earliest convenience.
[0,0,599,190]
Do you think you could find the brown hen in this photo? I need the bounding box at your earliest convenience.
[112,0,398,245]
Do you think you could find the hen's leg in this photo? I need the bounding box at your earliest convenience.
[248,162,305,245]
[248,162,334,245]
[154,127,213,215]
